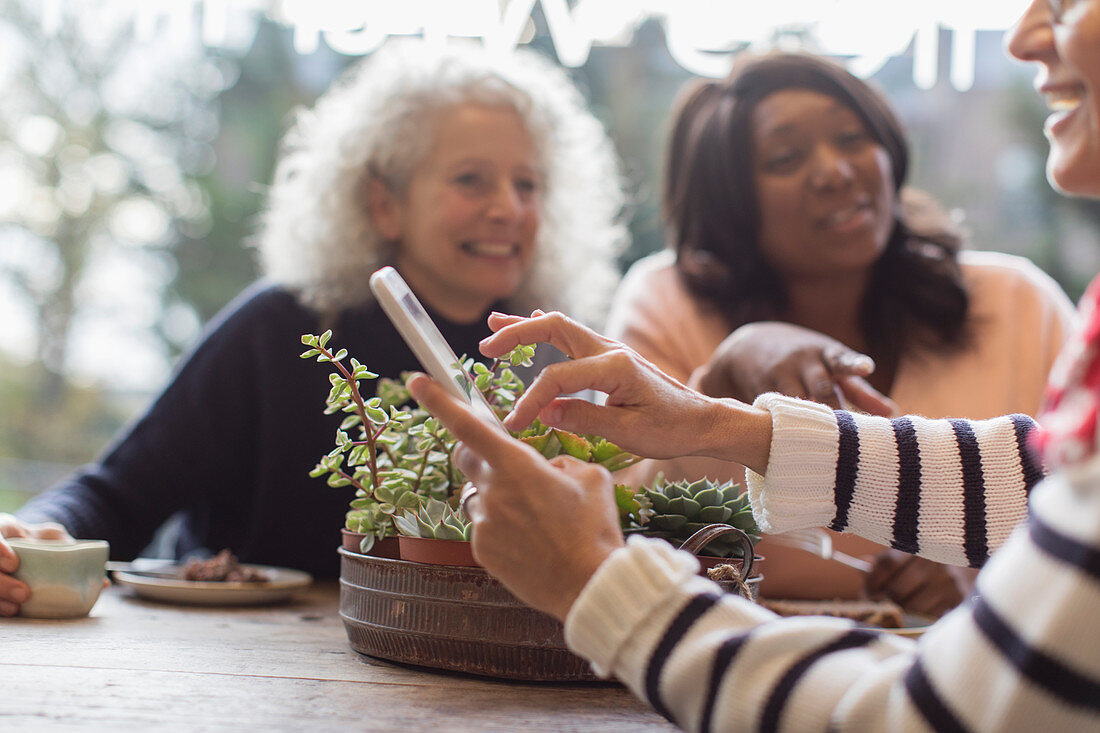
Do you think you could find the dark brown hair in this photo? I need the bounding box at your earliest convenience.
[663,52,970,363]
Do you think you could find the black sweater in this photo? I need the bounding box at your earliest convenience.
[18,282,499,578]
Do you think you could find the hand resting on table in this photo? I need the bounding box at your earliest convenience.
[0,513,73,617]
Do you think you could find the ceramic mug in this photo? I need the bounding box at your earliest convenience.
[8,538,110,618]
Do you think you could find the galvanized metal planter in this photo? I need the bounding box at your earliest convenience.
[339,548,597,680]
[338,524,760,681]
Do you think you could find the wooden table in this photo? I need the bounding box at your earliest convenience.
[0,582,674,732]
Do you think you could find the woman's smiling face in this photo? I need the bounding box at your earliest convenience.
[1007,0,1100,197]
[371,103,542,323]
[752,89,896,286]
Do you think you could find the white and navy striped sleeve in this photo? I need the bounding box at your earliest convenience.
[745,394,1045,567]
[566,469,1100,732]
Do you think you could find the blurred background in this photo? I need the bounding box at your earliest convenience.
[2,0,1099,512]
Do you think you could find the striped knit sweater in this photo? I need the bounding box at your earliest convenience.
[564,394,1100,732]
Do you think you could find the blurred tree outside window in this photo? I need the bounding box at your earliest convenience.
[1,2,1097,512]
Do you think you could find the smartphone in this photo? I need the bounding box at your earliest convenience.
[369,266,505,430]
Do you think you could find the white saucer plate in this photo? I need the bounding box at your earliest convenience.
[111,565,312,606]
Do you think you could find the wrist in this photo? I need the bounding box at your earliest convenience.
[555,538,623,622]
[693,398,772,474]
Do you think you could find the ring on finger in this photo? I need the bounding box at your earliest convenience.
[459,482,480,519]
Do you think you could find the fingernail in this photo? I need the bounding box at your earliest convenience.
[0,558,16,574]
[489,311,506,319]
[844,354,874,373]
[8,586,28,603]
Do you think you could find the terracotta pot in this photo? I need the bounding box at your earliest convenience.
[341,529,400,559]
[396,536,478,567]
[339,549,595,681]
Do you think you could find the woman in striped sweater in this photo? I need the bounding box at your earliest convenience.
[407,1,1100,730]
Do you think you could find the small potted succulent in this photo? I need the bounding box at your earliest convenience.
[618,477,762,599]
[631,476,759,563]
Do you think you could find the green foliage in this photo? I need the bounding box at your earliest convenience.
[393,497,471,541]
[302,332,643,548]
[630,477,759,558]
[613,484,653,527]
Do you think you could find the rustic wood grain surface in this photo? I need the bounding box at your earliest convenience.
[0,582,674,732]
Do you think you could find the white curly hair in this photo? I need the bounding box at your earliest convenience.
[254,39,627,326]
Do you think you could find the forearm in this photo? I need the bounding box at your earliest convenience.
[566,537,917,732]
[566,496,1100,733]
[744,394,1042,567]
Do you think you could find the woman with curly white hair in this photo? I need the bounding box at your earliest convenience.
[0,39,627,598]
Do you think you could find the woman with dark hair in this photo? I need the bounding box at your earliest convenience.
[606,52,1076,615]
[398,3,1100,726]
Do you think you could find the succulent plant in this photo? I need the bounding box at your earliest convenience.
[639,477,758,558]
[518,425,641,471]
[302,330,642,552]
[393,497,471,541]
[614,484,653,527]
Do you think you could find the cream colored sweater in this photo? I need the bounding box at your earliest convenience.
[565,395,1100,732]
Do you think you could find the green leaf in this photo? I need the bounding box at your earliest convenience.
[394,492,420,509]
[319,330,333,348]
[327,474,352,488]
[646,492,669,514]
[651,514,688,531]
[521,430,562,459]
[666,496,702,519]
[302,334,318,346]
[693,487,720,507]
[730,511,759,533]
[415,514,437,537]
[698,506,733,523]
[393,513,421,538]
[348,445,369,466]
[663,482,688,500]
[589,439,621,463]
[613,485,642,521]
[366,406,388,424]
[358,535,375,554]
[435,522,466,541]
[300,349,321,358]
[553,429,592,461]
[420,498,448,525]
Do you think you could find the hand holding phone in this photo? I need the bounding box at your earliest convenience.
[369,266,505,430]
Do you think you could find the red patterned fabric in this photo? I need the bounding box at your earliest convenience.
[1035,275,1100,469]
